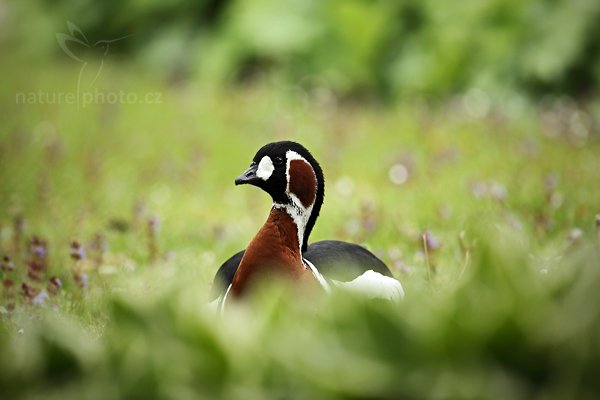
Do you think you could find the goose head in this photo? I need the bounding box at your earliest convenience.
[234,141,325,252]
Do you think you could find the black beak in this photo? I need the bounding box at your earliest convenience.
[235,163,260,186]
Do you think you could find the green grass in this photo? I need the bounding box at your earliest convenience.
[1,61,600,399]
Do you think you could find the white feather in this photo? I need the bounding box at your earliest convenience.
[210,283,232,315]
[303,258,331,292]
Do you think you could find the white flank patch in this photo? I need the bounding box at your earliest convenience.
[303,258,331,292]
[256,156,274,180]
[332,270,405,301]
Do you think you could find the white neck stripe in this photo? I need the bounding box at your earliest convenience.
[272,199,312,253]
[280,150,316,249]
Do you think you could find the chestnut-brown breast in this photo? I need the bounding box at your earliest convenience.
[230,208,310,298]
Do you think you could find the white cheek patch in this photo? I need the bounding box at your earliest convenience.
[256,156,274,180]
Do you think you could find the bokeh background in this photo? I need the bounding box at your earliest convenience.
[1,1,600,399]
[6,0,600,99]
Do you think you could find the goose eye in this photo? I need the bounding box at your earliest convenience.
[273,156,284,166]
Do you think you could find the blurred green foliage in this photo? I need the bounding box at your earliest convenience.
[1,233,600,399]
[2,0,600,398]
[4,0,600,99]
[1,58,600,397]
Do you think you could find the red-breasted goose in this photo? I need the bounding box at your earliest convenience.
[211,141,403,309]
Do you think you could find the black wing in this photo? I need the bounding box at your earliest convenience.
[209,249,244,300]
[304,240,392,281]
[209,240,392,300]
